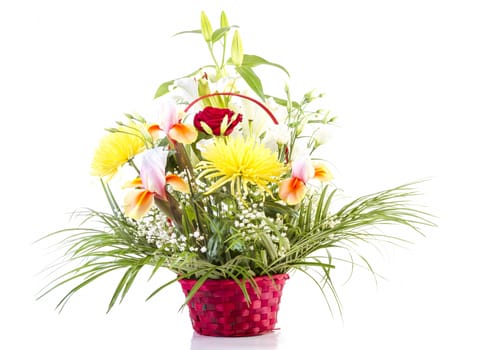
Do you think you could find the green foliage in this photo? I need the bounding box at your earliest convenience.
[240,54,290,77]
[38,180,433,313]
[235,65,265,100]
[154,12,287,100]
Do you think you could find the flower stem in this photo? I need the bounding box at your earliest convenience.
[207,43,222,78]
[128,158,140,174]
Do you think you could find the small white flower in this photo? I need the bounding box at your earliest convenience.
[328,219,337,229]
[312,124,333,145]
[265,124,291,146]
[200,246,207,253]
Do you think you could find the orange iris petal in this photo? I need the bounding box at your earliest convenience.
[122,177,143,189]
[165,174,190,193]
[148,124,162,139]
[168,123,198,144]
[124,189,154,219]
[278,177,307,205]
[313,163,333,182]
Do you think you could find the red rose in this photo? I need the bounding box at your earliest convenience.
[193,107,243,136]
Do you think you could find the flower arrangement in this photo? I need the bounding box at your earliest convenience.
[39,11,433,334]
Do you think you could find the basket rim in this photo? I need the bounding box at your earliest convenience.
[178,273,289,285]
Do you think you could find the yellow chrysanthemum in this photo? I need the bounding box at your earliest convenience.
[91,124,146,179]
[197,137,284,195]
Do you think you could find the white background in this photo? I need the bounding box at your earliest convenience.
[1,0,486,349]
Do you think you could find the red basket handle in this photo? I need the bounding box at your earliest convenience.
[184,92,279,125]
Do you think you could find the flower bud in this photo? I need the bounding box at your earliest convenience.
[313,124,333,145]
[231,30,244,66]
[200,11,213,42]
[220,11,229,28]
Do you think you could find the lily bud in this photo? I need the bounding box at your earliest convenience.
[220,11,229,28]
[200,11,213,42]
[231,30,244,66]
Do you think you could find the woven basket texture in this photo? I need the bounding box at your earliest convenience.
[179,274,289,337]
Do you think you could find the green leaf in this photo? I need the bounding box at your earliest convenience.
[146,276,181,301]
[108,266,135,312]
[265,94,301,109]
[173,29,202,37]
[207,233,222,262]
[211,25,239,43]
[241,54,290,76]
[314,186,328,224]
[235,65,265,100]
[258,232,277,261]
[153,80,174,99]
[182,271,213,305]
[322,188,337,221]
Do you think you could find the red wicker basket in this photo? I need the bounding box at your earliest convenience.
[179,274,289,337]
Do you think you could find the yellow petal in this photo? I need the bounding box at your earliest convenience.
[278,177,307,205]
[313,163,333,182]
[165,174,190,193]
[168,123,198,144]
[90,123,146,179]
[124,189,154,219]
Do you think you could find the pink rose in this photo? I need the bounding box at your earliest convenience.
[193,107,243,136]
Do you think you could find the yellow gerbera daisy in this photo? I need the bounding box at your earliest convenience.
[91,124,146,179]
[197,137,284,195]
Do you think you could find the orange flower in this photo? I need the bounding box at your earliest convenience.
[279,159,332,205]
[123,148,189,219]
[149,98,197,144]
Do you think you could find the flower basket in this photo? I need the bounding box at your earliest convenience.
[37,10,433,337]
[179,274,288,337]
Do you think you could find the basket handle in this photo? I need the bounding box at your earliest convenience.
[184,92,279,125]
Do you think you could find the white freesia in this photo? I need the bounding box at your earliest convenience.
[263,124,291,152]
[312,124,333,145]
